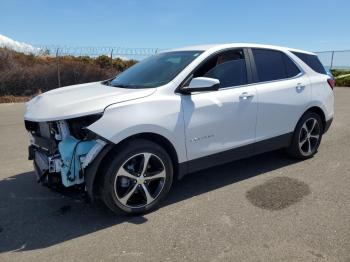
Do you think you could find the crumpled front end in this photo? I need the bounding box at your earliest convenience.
[25,115,107,189]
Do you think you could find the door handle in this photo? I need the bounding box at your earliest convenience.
[296,83,306,92]
[239,92,254,100]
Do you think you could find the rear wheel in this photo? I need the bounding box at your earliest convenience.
[287,112,323,159]
[101,139,173,215]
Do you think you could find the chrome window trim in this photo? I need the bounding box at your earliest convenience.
[217,71,305,91]
[183,72,305,95]
[178,47,306,94]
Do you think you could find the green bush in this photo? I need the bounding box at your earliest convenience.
[331,69,350,87]
[331,69,350,77]
[335,75,350,87]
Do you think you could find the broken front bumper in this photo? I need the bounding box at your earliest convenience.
[29,140,114,201]
[29,146,62,186]
[28,135,107,188]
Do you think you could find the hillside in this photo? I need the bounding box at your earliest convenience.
[0,47,136,99]
[0,46,349,103]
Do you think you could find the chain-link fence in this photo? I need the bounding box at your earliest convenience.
[314,50,350,70]
[1,42,349,92]
[38,45,160,60]
[40,46,160,87]
[34,47,350,70]
[0,43,160,59]
[43,47,350,70]
[2,42,349,70]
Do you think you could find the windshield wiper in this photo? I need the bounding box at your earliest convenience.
[110,83,149,89]
[110,83,132,88]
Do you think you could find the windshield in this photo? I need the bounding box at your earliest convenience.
[110,51,202,88]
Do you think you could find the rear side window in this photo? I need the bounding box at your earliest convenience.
[283,54,301,78]
[252,49,300,82]
[292,52,327,75]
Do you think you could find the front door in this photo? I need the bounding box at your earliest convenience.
[181,49,258,171]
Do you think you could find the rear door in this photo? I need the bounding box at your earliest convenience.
[249,48,311,142]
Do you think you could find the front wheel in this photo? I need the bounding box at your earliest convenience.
[100,139,173,215]
[287,112,323,159]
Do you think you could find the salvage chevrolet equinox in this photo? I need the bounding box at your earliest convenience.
[24,44,334,215]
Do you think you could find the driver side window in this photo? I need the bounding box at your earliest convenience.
[193,49,248,88]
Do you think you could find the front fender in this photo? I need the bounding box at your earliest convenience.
[85,144,114,201]
[87,94,187,163]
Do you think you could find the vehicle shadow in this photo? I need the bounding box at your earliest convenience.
[0,150,299,253]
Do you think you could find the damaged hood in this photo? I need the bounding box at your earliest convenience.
[24,81,156,121]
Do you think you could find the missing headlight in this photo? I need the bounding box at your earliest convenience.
[66,114,103,140]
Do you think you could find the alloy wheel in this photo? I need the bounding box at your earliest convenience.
[113,153,166,208]
[298,117,321,156]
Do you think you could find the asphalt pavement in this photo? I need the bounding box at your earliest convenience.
[0,88,349,261]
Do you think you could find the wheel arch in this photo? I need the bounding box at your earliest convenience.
[122,132,180,178]
[85,132,182,201]
[304,106,326,132]
[287,105,326,159]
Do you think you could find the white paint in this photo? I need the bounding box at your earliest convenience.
[24,43,334,165]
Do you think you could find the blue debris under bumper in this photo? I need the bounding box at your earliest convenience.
[58,135,96,187]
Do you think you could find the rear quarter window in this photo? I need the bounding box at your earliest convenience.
[292,51,327,75]
[283,54,301,78]
[252,48,301,82]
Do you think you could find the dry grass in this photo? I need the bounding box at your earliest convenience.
[0,95,31,103]
[0,47,137,97]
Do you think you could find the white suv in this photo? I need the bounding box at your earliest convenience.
[24,43,334,214]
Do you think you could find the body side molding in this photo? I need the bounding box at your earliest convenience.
[178,132,293,178]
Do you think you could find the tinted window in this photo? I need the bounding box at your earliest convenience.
[110,51,202,88]
[252,49,301,82]
[292,52,327,75]
[283,54,301,77]
[193,50,247,88]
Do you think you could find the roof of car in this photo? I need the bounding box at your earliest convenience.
[163,43,315,55]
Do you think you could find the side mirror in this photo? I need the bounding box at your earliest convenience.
[181,77,220,94]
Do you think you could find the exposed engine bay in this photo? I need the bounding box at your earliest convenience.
[25,114,106,189]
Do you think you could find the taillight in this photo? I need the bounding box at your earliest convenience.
[327,78,335,90]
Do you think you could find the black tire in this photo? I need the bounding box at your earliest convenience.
[100,139,173,215]
[287,112,324,159]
